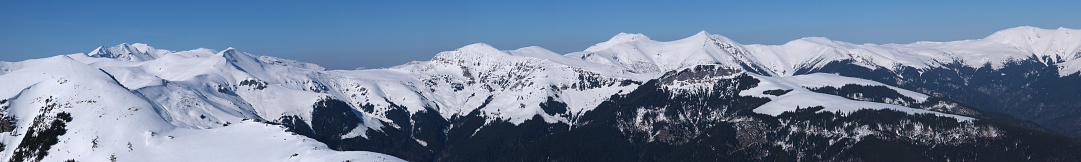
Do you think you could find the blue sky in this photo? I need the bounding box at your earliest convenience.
[2,1,1080,69]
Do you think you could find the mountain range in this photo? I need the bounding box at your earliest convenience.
[2,26,1081,161]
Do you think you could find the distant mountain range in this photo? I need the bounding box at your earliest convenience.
[2,26,1080,161]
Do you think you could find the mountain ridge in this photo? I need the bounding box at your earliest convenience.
[3,26,1081,161]
[42,26,1081,127]
[72,26,1081,76]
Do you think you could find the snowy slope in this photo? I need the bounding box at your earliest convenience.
[5,41,646,151]
[365,43,642,124]
[0,42,649,161]
[0,56,401,162]
[743,26,1081,76]
[571,31,766,75]
[575,26,1081,76]
[3,26,1079,161]
[654,65,971,121]
[44,26,1081,129]
[739,73,969,121]
[86,43,167,62]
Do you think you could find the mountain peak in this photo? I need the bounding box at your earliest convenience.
[983,26,1081,57]
[508,46,563,59]
[674,30,714,41]
[692,30,711,37]
[430,43,511,64]
[86,43,155,61]
[673,30,739,44]
[218,47,245,58]
[585,32,651,52]
[612,32,651,41]
[784,37,839,46]
[117,43,138,53]
[457,43,501,53]
[88,46,109,56]
[985,26,1078,41]
[455,43,508,57]
[129,43,155,54]
[510,46,555,54]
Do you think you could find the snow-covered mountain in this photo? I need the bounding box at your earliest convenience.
[2,26,1081,161]
[578,26,1081,77]
[0,55,401,162]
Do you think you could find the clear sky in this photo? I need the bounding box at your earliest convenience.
[3,1,1080,70]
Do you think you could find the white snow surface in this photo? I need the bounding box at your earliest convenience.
[0,56,402,162]
[6,27,1068,126]
[741,73,971,121]
[2,26,1074,160]
[0,42,649,161]
[772,73,929,102]
[579,26,1081,76]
